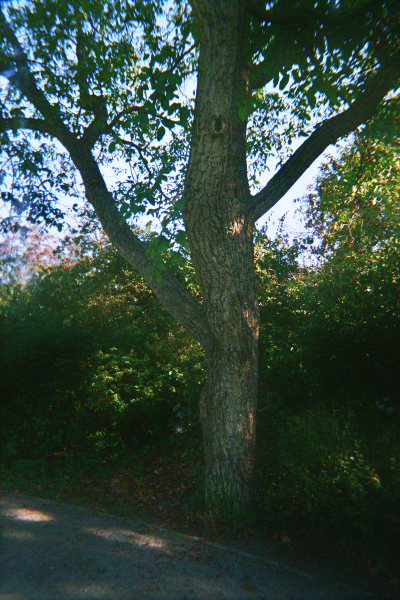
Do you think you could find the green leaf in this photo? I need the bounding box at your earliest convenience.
[279,73,290,90]
[137,110,149,128]
[167,102,181,116]
[156,126,165,141]
[175,229,187,247]
[179,106,191,127]
[191,19,200,44]
[306,90,316,109]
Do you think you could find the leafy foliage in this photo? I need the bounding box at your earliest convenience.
[255,131,400,560]
[0,228,205,476]
[2,0,398,235]
[1,126,400,562]
[0,0,196,257]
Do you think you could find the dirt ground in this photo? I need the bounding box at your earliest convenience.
[0,492,394,600]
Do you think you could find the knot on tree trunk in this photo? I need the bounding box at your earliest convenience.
[211,115,228,136]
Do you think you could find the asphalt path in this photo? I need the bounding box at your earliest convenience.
[0,492,383,600]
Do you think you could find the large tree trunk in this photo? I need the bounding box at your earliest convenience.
[199,335,258,514]
[184,0,259,514]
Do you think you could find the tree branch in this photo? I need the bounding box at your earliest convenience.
[248,65,399,223]
[0,116,56,137]
[64,144,214,353]
[79,105,109,149]
[0,106,214,349]
[108,105,142,129]
[0,11,61,123]
[0,11,110,151]
[0,13,213,351]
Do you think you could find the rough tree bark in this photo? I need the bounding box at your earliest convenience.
[183,1,258,512]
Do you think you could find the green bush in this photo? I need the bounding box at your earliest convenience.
[0,233,205,475]
[256,396,400,558]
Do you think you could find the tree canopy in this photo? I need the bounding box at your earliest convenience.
[1,0,399,238]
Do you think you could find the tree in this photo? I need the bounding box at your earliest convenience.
[294,124,400,396]
[258,123,400,402]
[1,0,399,515]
